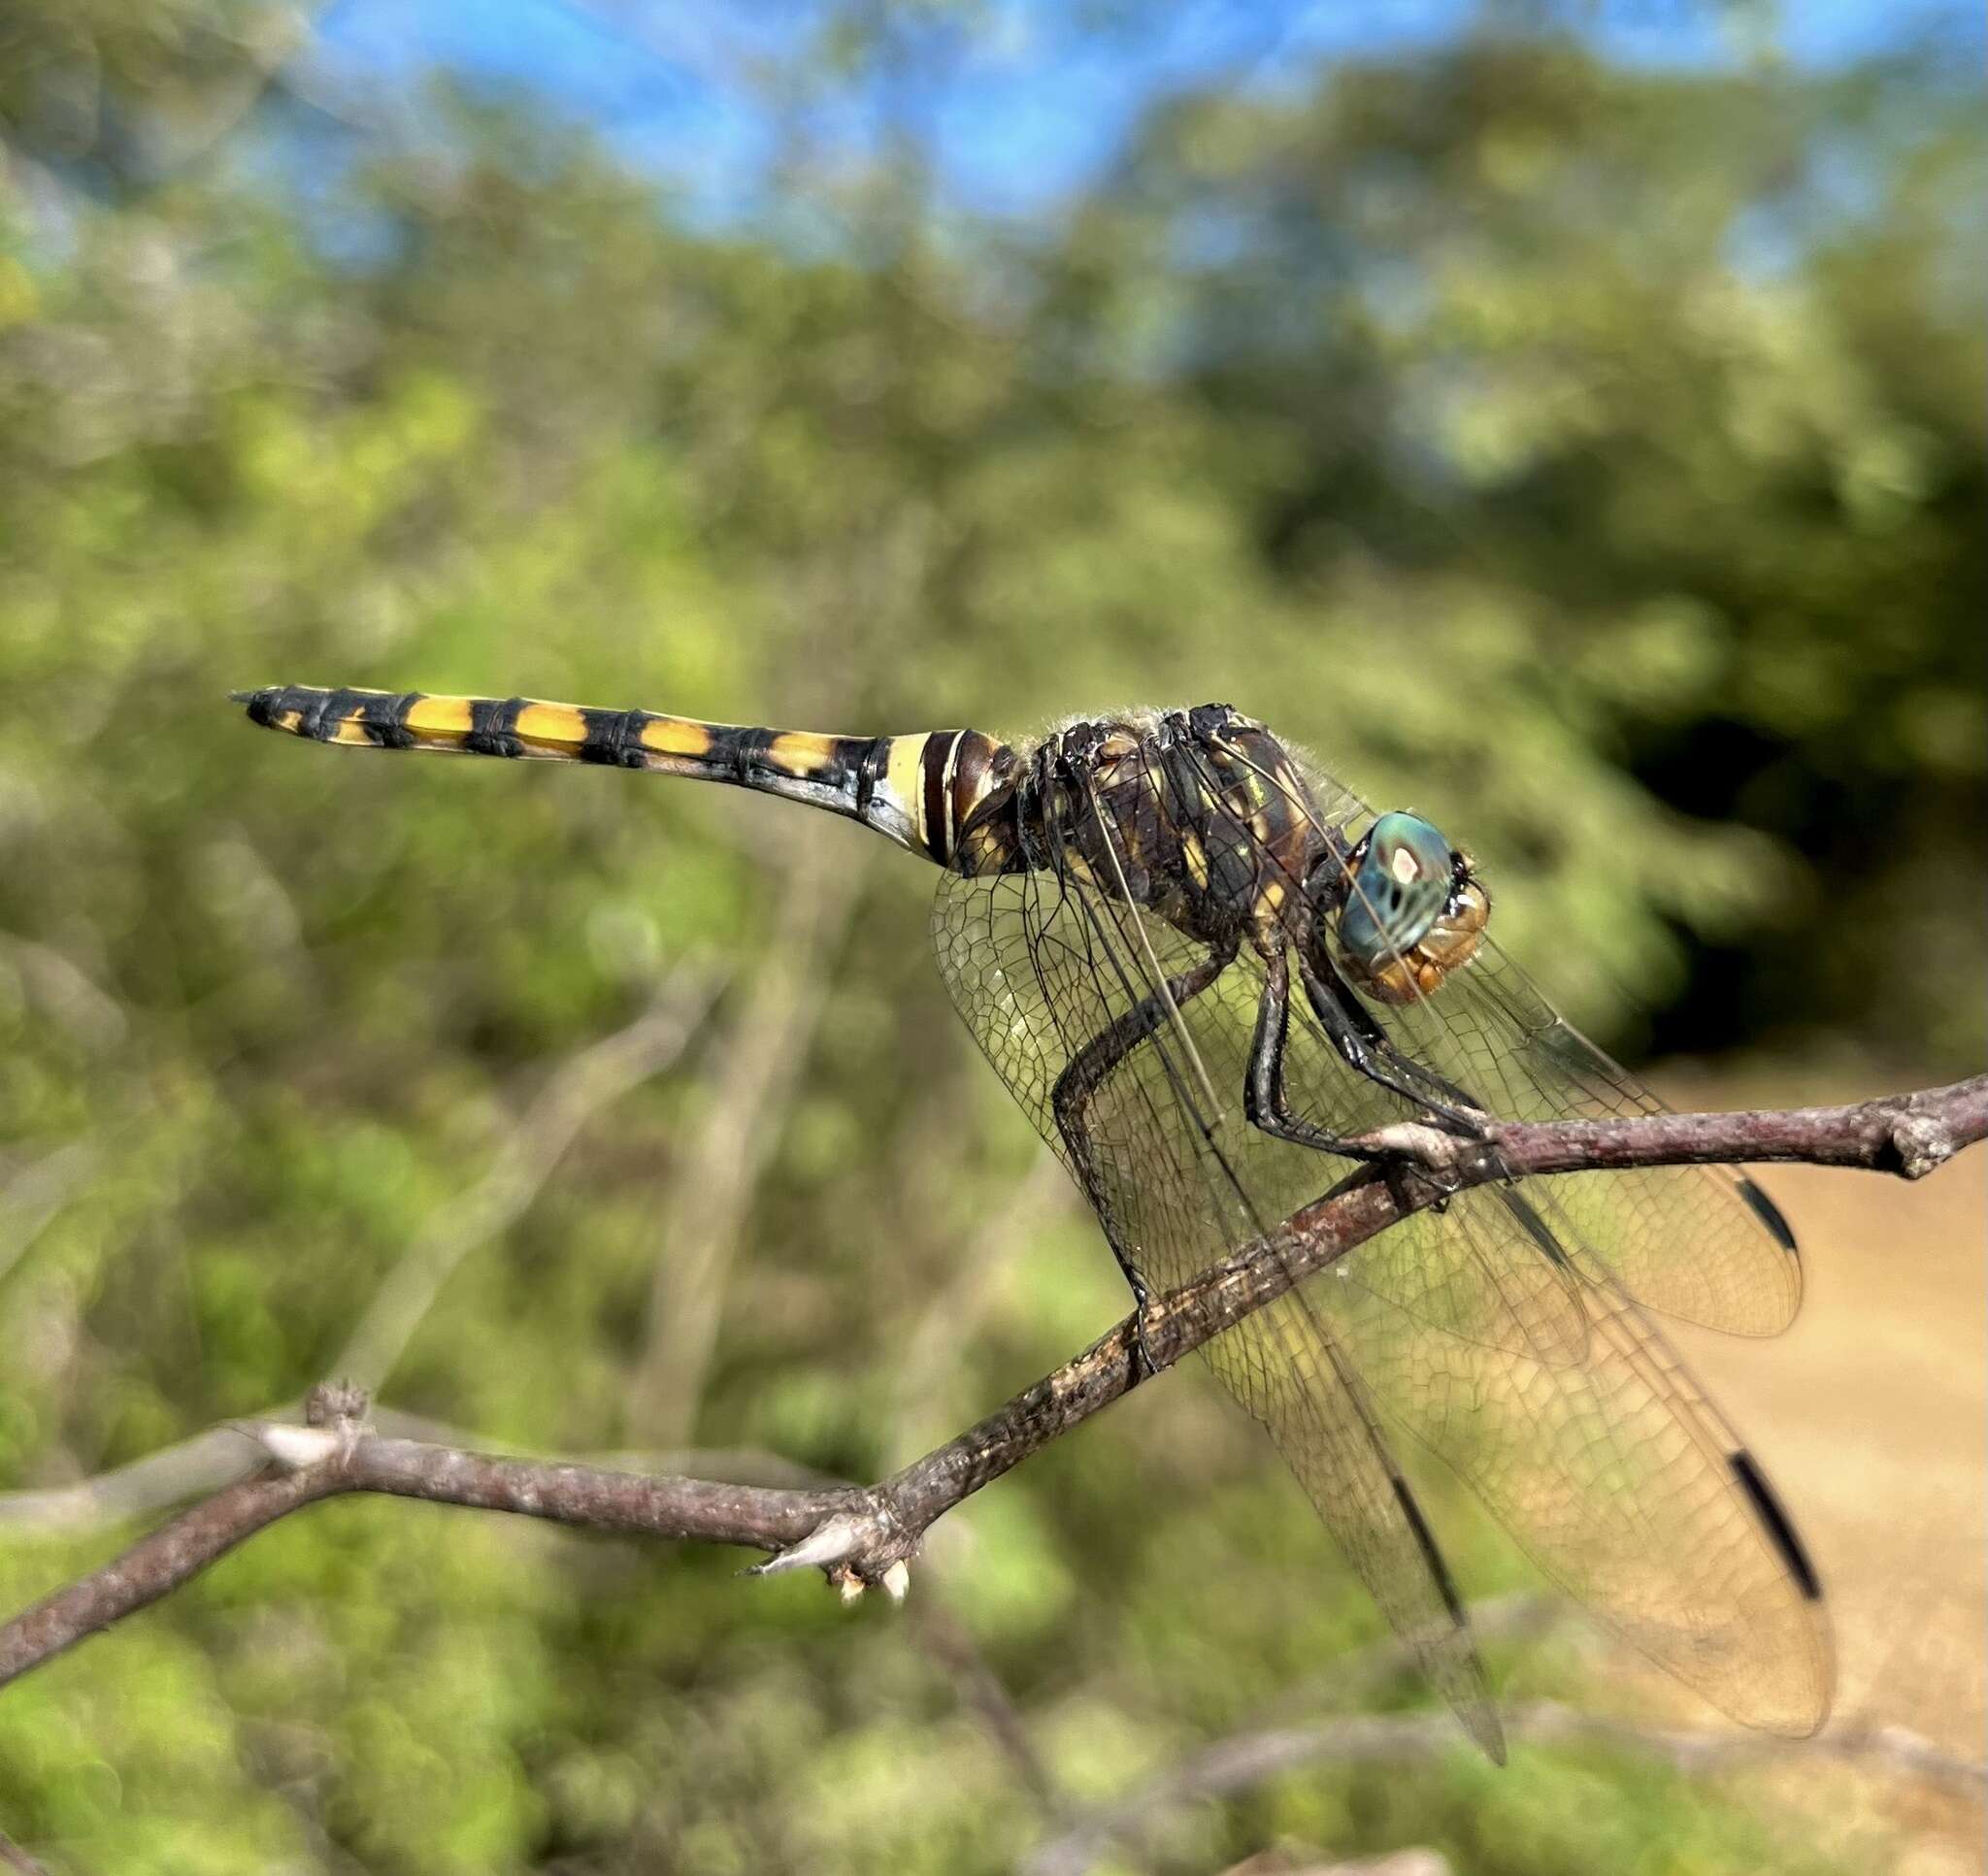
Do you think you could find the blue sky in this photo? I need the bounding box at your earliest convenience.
[296,0,1970,219]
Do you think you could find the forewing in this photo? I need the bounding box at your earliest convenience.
[931,855,1504,1761]
[1374,939,1803,1335]
[1289,753,1802,1336]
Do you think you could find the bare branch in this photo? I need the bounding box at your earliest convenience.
[0,1454,347,1691]
[0,1424,263,1531]
[0,977,719,1533]
[0,1399,830,1534]
[1366,1072,1988,1184]
[1,1077,1981,1699]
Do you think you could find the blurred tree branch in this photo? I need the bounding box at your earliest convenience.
[335,962,723,1394]
[624,840,866,1446]
[0,975,721,1531]
[0,1827,50,1876]
[1,1074,1982,1699]
[1026,1703,1987,1876]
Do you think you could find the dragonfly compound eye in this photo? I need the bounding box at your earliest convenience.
[1335,813,1486,1004]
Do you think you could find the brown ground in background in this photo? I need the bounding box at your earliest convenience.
[1661,1072,1985,1875]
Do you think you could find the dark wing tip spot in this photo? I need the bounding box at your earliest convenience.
[1738,1178,1799,1256]
[1730,1449,1823,1601]
[1390,1474,1468,1627]
[1499,1191,1572,1268]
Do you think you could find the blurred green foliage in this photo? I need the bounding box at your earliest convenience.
[0,2,1979,1870]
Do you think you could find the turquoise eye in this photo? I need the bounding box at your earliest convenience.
[1337,811,1453,970]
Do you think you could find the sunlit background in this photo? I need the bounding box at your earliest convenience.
[0,3,1981,1871]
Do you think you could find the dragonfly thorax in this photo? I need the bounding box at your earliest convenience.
[1013,705,1340,952]
[1009,706,1491,1012]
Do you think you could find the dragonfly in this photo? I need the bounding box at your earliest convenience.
[236,683,1833,1761]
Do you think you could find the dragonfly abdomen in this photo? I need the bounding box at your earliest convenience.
[234,683,1014,865]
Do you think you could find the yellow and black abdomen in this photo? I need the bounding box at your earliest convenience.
[235,684,1015,867]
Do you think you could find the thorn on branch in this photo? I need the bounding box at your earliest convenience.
[230,1384,373,1471]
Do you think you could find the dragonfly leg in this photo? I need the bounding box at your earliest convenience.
[1051,939,1237,1376]
[1294,951,1491,1138]
[1245,946,1464,1203]
[1244,945,1373,1155]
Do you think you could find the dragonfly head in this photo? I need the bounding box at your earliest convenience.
[1328,811,1490,1005]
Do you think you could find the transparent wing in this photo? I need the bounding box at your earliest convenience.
[1289,755,1803,1337]
[1377,941,1802,1334]
[1313,1257,1833,1735]
[933,761,1829,1737]
[932,855,1506,1761]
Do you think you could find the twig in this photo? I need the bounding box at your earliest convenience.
[0,1140,100,1289]
[0,1828,50,1876]
[0,1424,258,1531]
[624,841,866,1445]
[0,977,718,1535]
[0,1401,834,1533]
[1364,1072,1988,1184]
[0,977,718,1529]
[333,966,720,1392]
[1,1077,1982,1699]
[1024,1701,1987,1876]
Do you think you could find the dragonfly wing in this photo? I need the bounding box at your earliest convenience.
[1181,952,1588,1364]
[932,856,1505,1761]
[1372,938,1803,1335]
[931,737,1826,1740]
[1282,749,1802,1335]
[1315,1253,1833,1734]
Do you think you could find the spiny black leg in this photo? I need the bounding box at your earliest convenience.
[1322,966,1480,1113]
[1052,940,1235,1377]
[1301,954,1521,1202]
[1296,950,1488,1136]
[1247,947,1467,1213]
[1245,946,1371,1155]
